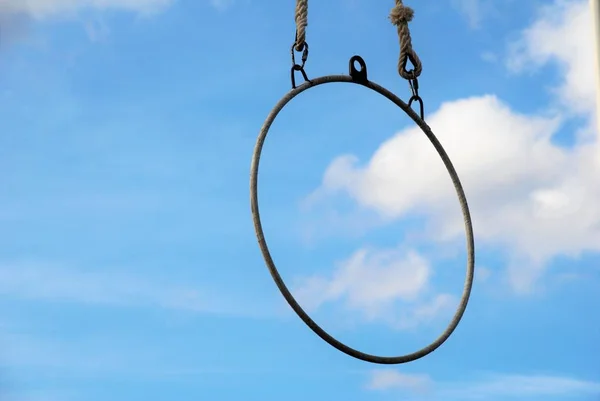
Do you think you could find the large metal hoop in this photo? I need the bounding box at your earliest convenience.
[250,56,475,365]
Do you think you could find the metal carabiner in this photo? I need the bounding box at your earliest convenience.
[407,78,425,120]
[290,40,310,89]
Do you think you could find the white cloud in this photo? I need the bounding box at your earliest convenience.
[507,0,597,117]
[459,374,600,399]
[0,0,175,19]
[0,324,236,383]
[83,16,109,42]
[366,369,431,392]
[450,0,484,29]
[304,0,599,294]
[209,0,233,11]
[366,370,600,400]
[476,266,491,282]
[293,247,457,329]
[0,0,230,45]
[480,51,498,63]
[0,0,177,45]
[449,0,517,29]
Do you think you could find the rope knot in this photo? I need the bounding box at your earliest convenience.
[389,4,414,26]
[389,1,422,80]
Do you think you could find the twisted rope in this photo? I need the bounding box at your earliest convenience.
[389,0,422,80]
[294,0,308,51]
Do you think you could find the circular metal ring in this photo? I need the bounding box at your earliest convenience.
[250,65,475,365]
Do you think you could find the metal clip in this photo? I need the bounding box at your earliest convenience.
[407,78,425,120]
[290,40,310,89]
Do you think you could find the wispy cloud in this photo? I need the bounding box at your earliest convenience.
[0,0,175,19]
[0,0,176,47]
[0,391,72,401]
[0,326,240,383]
[450,0,485,29]
[366,370,600,400]
[449,0,518,29]
[0,261,273,318]
[210,0,235,11]
[458,374,600,399]
[366,370,432,393]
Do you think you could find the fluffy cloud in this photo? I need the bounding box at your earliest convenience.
[293,247,457,329]
[304,0,598,294]
[507,0,597,117]
[366,370,600,400]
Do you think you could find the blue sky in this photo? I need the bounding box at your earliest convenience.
[0,0,599,400]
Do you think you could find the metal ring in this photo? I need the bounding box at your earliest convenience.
[250,60,475,365]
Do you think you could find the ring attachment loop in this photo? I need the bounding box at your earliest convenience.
[251,56,474,365]
[408,78,424,120]
[349,55,368,84]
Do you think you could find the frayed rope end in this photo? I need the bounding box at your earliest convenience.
[389,5,414,26]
